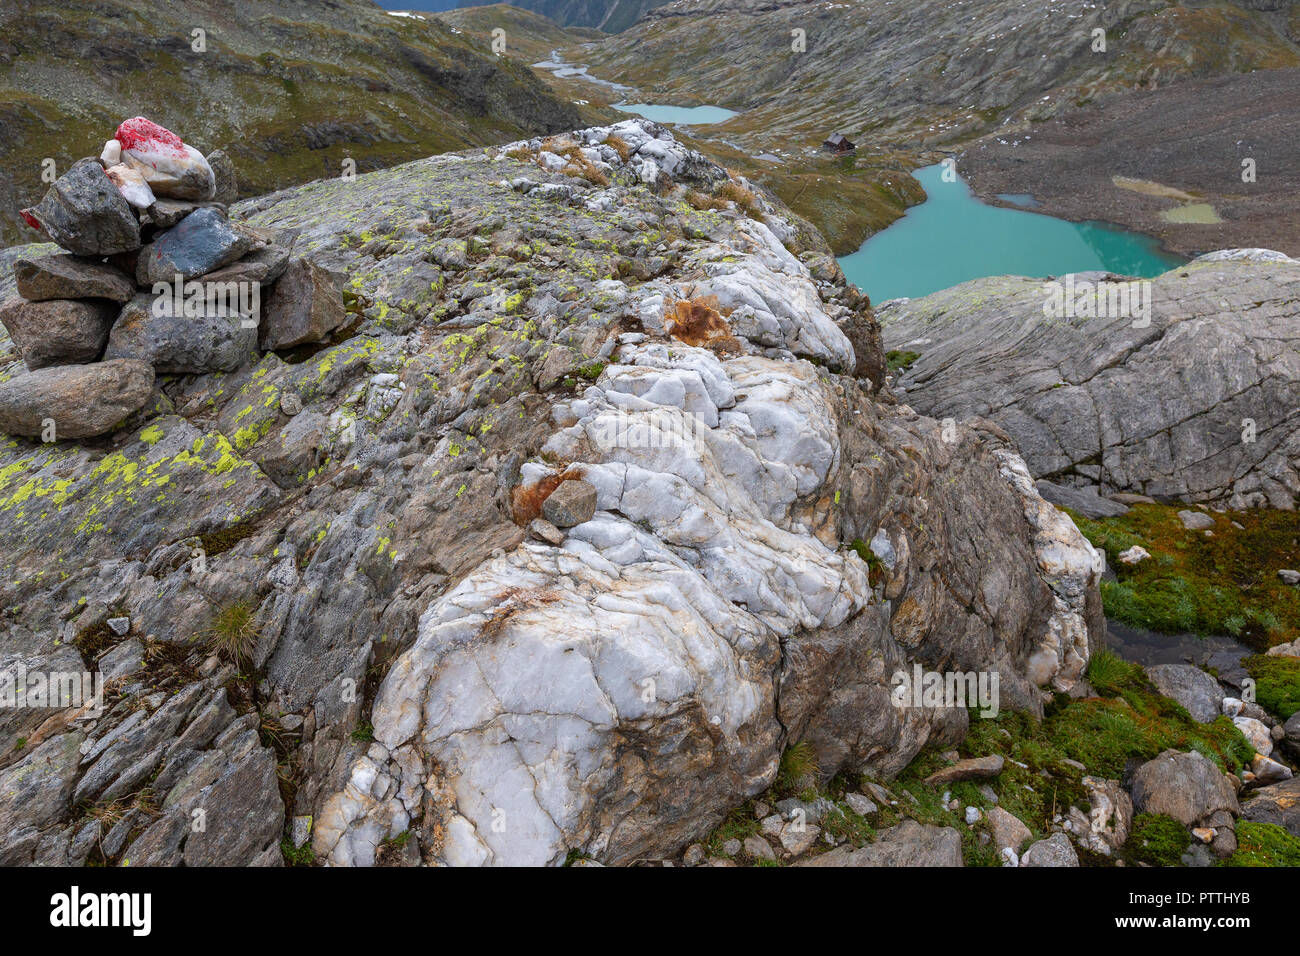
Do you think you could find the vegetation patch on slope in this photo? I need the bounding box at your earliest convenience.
[1067,503,1300,649]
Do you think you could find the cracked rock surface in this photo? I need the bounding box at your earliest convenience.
[880,255,1300,508]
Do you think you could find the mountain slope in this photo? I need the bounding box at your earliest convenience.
[452,0,671,32]
[0,0,586,247]
[583,0,1300,149]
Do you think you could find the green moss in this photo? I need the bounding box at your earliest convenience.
[198,520,260,558]
[137,424,164,445]
[1067,504,1300,649]
[1224,821,1300,866]
[280,839,316,867]
[1241,655,1300,720]
[1129,813,1191,866]
[351,721,374,744]
[886,350,921,373]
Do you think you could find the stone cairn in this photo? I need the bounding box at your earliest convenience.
[0,116,347,440]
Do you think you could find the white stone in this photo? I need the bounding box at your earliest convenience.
[1118,545,1150,564]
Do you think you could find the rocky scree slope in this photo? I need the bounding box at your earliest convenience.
[582,0,1300,150]
[0,119,1101,866]
[0,0,585,248]
[879,253,1300,510]
[454,0,672,33]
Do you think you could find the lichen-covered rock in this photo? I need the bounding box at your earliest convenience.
[0,359,154,438]
[880,260,1300,508]
[21,158,141,256]
[0,296,118,369]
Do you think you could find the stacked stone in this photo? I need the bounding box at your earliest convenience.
[1,117,347,440]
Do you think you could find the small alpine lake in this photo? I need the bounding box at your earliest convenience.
[839,164,1186,302]
[611,103,739,126]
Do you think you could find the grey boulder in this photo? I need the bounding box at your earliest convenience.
[0,359,154,439]
[258,257,346,349]
[879,260,1300,509]
[542,478,599,528]
[0,296,117,369]
[135,206,258,284]
[104,292,258,373]
[20,158,141,256]
[1130,749,1240,826]
[13,253,134,303]
[1035,479,1130,519]
[1020,832,1079,867]
[795,820,963,867]
[1145,664,1224,723]
[208,149,240,205]
[1239,776,1300,838]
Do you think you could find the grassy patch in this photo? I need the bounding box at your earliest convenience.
[1086,648,1145,696]
[1242,655,1300,720]
[1066,504,1300,649]
[1224,821,1300,867]
[280,839,315,867]
[775,741,819,794]
[1129,813,1191,866]
[202,601,260,664]
[885,349,921,373]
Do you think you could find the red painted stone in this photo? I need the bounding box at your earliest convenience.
[115,116,186,158]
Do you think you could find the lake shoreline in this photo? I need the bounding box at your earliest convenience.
[959,69,1300,260]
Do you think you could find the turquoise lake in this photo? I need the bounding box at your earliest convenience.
[838,164,1186,302]
[612,103,738,125]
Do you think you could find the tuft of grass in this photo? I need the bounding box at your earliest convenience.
[718,178,764,220]
[665,295,730,347]
[604,134,633,163]
[1086,648,1145,696]
[703,805,761,856]
[1224,821,1300,866]
[203,601,260,663]
[1241,654,1300,720]
[776,741,819,793]
[1129,813,1191,866]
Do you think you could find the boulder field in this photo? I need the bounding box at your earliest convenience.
[0,119,1109,866]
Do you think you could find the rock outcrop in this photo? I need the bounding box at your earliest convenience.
[880,255,1300,508]
[0,119,1102,867]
